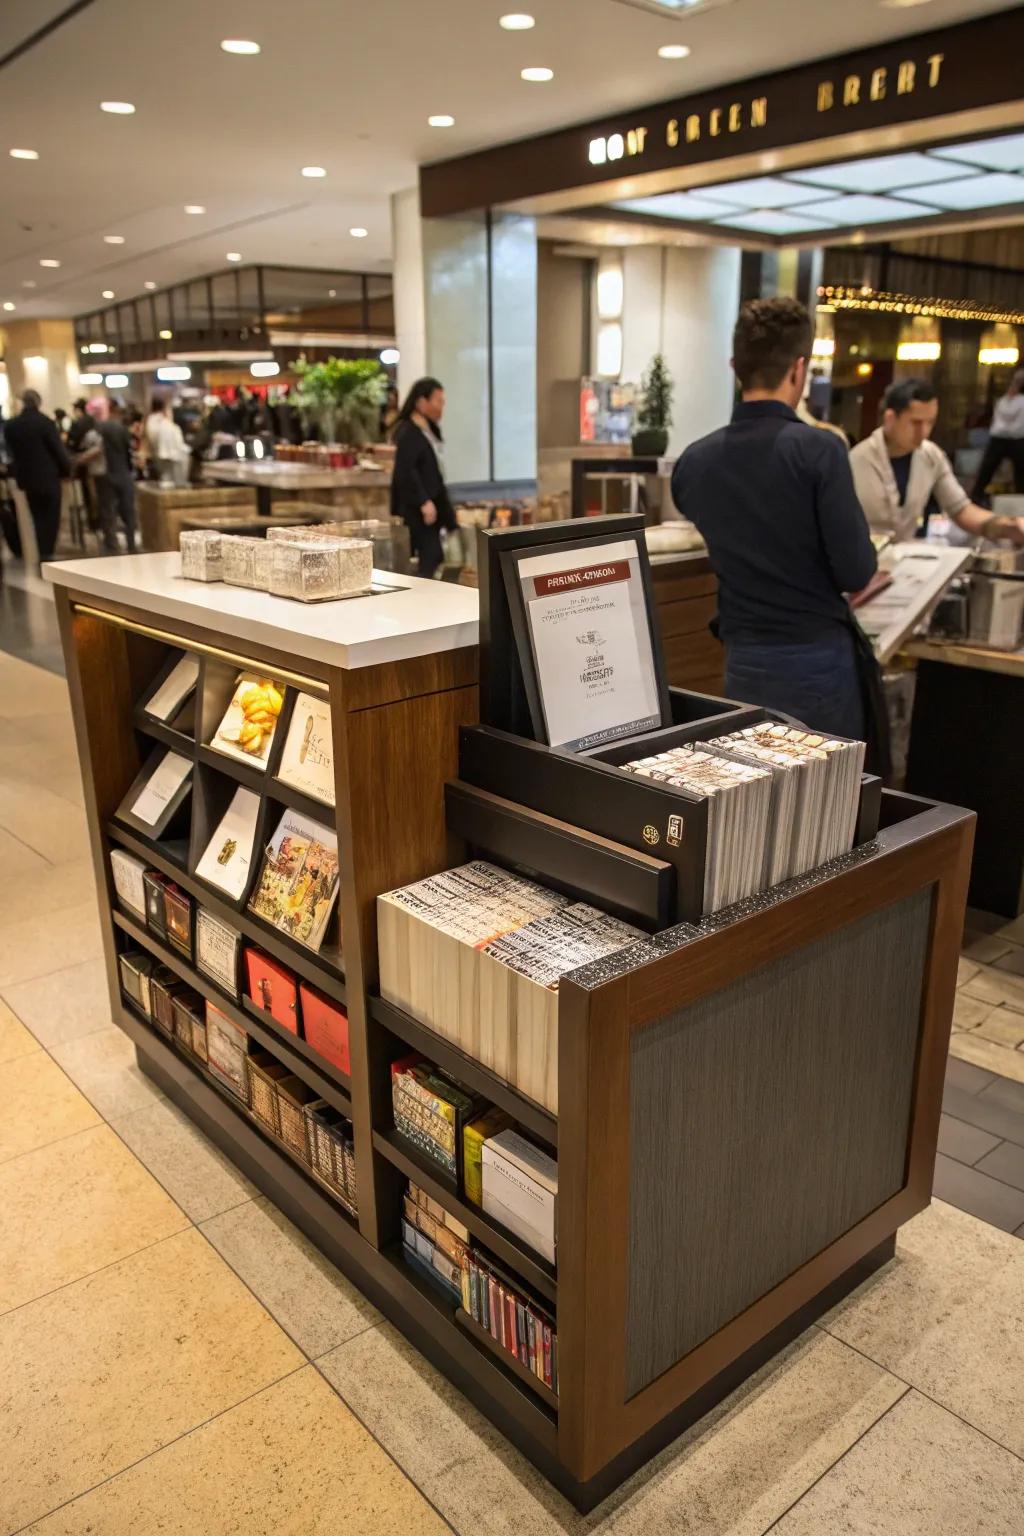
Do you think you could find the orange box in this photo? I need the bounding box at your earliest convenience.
[300,982,350,1074]
[244,947,299,1035]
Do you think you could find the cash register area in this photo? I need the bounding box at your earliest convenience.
[0,582,1021,1535]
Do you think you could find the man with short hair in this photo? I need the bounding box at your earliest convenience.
[671,296,877,742]
[78,400,137,553]
[850,378,1024,545]
[3,389,71,559]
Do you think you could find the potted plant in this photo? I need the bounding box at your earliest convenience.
[632,352,673,458]
[293,356,387,445]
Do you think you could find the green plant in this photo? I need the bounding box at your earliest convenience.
[292,356,387,444]
[637,353,673,434]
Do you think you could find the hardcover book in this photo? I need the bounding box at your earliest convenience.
[195,787,261,901]
[195,908,243,995]
[248,808,340,953]
[144,653,199,723]
[276,691,335,806]
[130,749,192,828]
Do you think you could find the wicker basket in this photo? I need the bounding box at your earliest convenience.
[191,1015,208,1063]
[304,1101,357,1212]
[276,1075,318,1161]
[304,1101,337,1184]
[246,1050,289,1134]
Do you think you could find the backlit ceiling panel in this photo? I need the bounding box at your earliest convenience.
[612,131,1024,240]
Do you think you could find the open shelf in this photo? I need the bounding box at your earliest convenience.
[373,1126,557,1305]
[133,712,195,756]
[369,995,557,1150]
[456,1307,559,1411]
[108,821,347,1003]
[112,910,352,1117]
[268,776,337,822]
[196,742,272,795]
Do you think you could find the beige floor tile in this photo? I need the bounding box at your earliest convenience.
[0,780,89,866]
[773,1390,1024,1536]
[0,1122,188,1313]
[949,1030,1024,1085]
[0,1227,302,1534]
[975,1005,1024,1049]
[0,899,103,988]
[50,1023,164,1119]
[996,912,1024,944]
[0,825,51,883]
[0,857,98,930]
[114,1095,256,1223]
[319,1324,904,1536]
[24,1365,449,1536]
[2,955,113,1049]
[822,1200,1024,1458]
[951,992,994,1032]
[961,933,1017,965]
[0,1050,101,1165]
[993,946,1024,978]
[0,997,39,1065]
[963,963,1024,1012]
[201,1196,380,1358]
[956,955,981,989]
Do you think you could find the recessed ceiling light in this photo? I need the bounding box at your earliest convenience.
[302,165,327,178]
[521,67,554,82]
[39,258,61,268]
[880,0,933,8]
[159,329,172,339]
[105,373,129,388]
[328,288,337,297]
[250,361,280,378]
[428,115,455,128]
[500,13,535,28]
[102,290,115,299]
[9,148,39,160]
[220,38,261,54]
[226,252,242,262]
[100,100,135,114]
[350,227,368,238]
[184,204,206,215]
[79,372,103,384]
[658,44,690,58]
[144,281,157,290]
[380,347,400,365]
[2,302,14,312]
[158,365,191,382]
[103,235,125,245]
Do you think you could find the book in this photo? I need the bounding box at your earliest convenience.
[481,1128,557,1264]
[195,787,261,901]
[110,848,147,918]
[276,691,335,806]
[130,749,192,828]
[144,653,199,723]
[463,1108,512,1207]
[210,673,284,769]
[195,908,243,995]
[248,808,340,953]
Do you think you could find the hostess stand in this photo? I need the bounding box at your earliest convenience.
[48,523,972,1513]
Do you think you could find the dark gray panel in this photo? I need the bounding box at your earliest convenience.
[626,887,932,1397]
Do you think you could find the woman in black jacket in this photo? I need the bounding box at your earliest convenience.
[390,377,455,579]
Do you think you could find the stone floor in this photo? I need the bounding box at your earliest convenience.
[1,631,1023,1531]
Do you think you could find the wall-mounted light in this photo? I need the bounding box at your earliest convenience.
[596,259,624,321]
[978,346,1019,366]
[856,361,874,378]
[896,341,941,362]
[811,337,836,358]
[88,342,109,353]
[105,373,129,388]
[157,365,191,381]
[380,347,400,365]
[596,322,623,379]
[250,360,280,377]
[78,372,104,385]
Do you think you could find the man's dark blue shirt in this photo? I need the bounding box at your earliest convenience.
[670,400,876,645]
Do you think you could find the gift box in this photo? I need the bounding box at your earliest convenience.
[151,968,186,1036]
[143,871,171,940]
[244,947,299,1035]
[180,529,224,581]
[110,848,147,919]
[119,951,155,1015]
[164,883,193,959]
[206,1001,249,1101]
[171,989,206,1060]
[299,982,350,1074]
[246,1049,289,1134]
[195,909,243,998]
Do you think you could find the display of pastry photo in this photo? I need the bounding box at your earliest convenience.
[211,673,284,768]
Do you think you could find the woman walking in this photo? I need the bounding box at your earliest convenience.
[390,377,454,579]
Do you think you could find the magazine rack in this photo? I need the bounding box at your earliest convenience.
[53,558,973,1512]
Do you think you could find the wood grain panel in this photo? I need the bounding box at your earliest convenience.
[661,629,725,685]
[625,888,930,1394]
[650,568,717,607]
[343,646,479,712]
[655,594,717,641]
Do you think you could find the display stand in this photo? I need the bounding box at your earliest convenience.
[50,547,973,1513]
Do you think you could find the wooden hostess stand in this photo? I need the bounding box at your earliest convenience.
[49,536,973,1513]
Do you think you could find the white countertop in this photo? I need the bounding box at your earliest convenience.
[45,552,480,671]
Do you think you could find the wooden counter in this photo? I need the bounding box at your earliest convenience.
[649,550,725,696]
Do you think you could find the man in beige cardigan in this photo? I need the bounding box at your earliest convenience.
[850,379,1024,546]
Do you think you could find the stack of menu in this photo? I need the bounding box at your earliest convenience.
[620,748,772,913]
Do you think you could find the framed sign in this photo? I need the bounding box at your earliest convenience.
[499,525,670,752]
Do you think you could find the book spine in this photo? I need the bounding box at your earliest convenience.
[527,1312,536,1376]
[516,1302,526,1365]
[543,1325,552,1389]
[460,1254,471,1313]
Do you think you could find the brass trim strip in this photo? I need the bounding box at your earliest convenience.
[71,603,329,694]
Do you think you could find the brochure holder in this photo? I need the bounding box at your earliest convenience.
[115,745,193,850]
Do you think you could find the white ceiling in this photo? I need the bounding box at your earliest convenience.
[0,0,1012,319]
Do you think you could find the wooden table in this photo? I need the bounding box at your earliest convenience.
[206,461,390,517]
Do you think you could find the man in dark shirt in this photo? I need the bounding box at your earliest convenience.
[4,390,71,559]
[80,401,138,553]
[671,296,876,738]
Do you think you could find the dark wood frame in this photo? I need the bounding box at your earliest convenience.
[55,582,974,1513]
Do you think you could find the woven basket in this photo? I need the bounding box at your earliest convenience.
[276,1076,318,1161]
[191,1017,208,1062]
[246,1051,288,1134]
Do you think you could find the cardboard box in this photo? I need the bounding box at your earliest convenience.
[481,1129,557,1264]
[299,982,350,1074]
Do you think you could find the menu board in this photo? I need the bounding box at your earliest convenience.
[513,538,662,751]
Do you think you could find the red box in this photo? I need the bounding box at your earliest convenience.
[300,982,350,1074]
[244,947,299,1035]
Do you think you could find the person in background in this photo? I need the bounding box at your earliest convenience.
[67,397,101,531]
[850,379,1024,545]
[4,389,71,559]
[671,297,879,746]
[972,369,1024,505]
[79,400,137,553]
[381,385,399,439]
[144,395,188,484]
[390,377,455,579]
[53,406,69,441]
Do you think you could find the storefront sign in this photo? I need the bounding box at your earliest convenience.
[421,12,1022,217]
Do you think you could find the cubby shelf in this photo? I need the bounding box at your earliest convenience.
[133,712,194,756]
[369,995,557,1150]
[111,909,352,1115]
[373,1126,557,1305]
[196,742,271,795]
[108,821,346,1002]
[455,1307,559,1412]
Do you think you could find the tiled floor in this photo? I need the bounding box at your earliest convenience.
[1,647,1023,1532]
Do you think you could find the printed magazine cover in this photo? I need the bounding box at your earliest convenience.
[248,808,340,952]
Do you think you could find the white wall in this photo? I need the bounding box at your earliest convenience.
[490,213,537,483]
[660,246,740,455]
[391,187,427,399]
[422,213,491,484]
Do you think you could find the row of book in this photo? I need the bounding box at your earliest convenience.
[621,723,865,913]
[391,1053,557,1263]
[110,848,349,1074]
[401,1180,558,1396]
[379,862,645,1114]
[118,949,356,1215]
